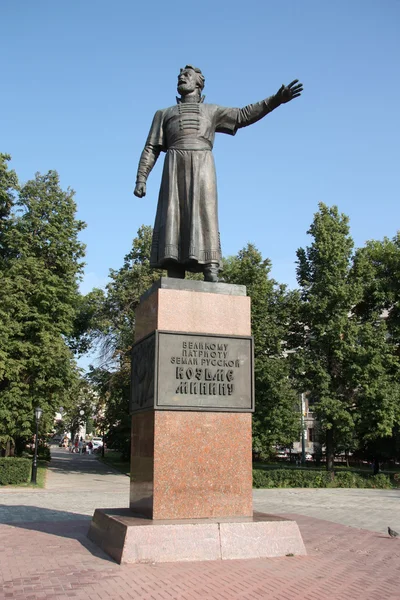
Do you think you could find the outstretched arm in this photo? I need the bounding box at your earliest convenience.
[237,79,303,129]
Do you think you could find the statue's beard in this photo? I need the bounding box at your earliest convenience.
[177,83,196,96]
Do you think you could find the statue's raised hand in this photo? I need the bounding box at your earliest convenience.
[275,80,303,104]
[134,182,146,198]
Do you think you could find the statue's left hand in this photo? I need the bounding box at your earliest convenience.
[275,80,303,104]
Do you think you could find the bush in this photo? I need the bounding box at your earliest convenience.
[252,468,392,489]
[37,445,51,461]
[253,468,332,488]
[20,451,33,459]
[0,458,31,485]
[393,473,400,487]
[22,444,51,461]
[333,471,365,488]
[367,473,391,489]
[253,469,270,488]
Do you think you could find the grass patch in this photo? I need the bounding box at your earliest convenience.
[34,461,48,488]
[99,451,130,476]
[22,460,48,488]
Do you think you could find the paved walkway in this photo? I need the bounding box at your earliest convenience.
[0,448,129,524]
[1,448,400,599]
[254,487,400,533]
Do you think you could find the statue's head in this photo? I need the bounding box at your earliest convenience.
[177,65,205,99]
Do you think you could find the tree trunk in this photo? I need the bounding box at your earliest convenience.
[326,428,334,471]
[373,456,380,475]
[5,440,11,457]
[315,446,322,467]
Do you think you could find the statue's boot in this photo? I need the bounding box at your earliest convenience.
[204,263,219,283]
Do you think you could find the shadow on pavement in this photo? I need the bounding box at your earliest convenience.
[47,462,124,476]
[48,449,128,477]
[2,505,115,562]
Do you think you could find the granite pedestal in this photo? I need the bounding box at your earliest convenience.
[88,278,306,563]
[88,509,306,564]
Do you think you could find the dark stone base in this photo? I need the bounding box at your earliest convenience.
[88,509,306,564]
[140,277,246,302]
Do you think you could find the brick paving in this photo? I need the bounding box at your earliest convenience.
[1,449,400,599]
[1,515,400,599]
[253,487,400,534]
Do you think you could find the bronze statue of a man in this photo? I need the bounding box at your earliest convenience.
[134,65,303,282]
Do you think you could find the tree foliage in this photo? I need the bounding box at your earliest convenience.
[0,156,86,451]
[85,226,161,456]
[222,244,300,455]
[84,234,301,458]
[3,151,396,469]
[293,203,400,469]
[293,203,359,468]
[351,235,400,456]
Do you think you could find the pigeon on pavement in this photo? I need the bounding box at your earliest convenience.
[388,527,399,538]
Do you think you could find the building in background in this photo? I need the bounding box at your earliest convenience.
[292,393,321,458]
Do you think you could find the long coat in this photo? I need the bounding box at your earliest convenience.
[136,98,277,271]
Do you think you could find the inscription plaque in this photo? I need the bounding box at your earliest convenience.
[130,331,254,413]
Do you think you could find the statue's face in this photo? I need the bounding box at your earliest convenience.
[177,68,198,96]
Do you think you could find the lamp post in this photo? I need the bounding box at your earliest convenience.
[300,393,306,466]
[31,406,43,484]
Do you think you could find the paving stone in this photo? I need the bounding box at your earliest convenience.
[1,448,400,598]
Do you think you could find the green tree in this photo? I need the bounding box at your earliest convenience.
[87,365,131,458]
[0,153,19,243]
[351,236,400,468]
[0,164,86,452]
[222,244,300,456]
[294,203,360,470]
[100,224,160,361]
[352,235,400,355]
[0,154,20,454]
[85,226,161,457]
[61,380,97,442]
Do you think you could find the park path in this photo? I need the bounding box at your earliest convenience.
[1,448,400,599]
[0,447,130,523]
[254,487,400,534]
[2,447,399,533]
[45,446,129,493]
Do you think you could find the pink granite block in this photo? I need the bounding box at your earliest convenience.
[157,289,251,336]
[88,509,127,563]
[219,518,307,559]
[134,291,158,342]
[130,411,253,520]
[152,411,253,520]
[130,281,254,521]
[87,510,306,564]
[130,412,155,517]
[123,523,221,564]
[135,288,251,342]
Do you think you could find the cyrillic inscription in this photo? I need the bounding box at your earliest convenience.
[157,332,253,411]
[130,331,254,413]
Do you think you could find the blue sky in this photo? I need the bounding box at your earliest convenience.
[2,0,400,295]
